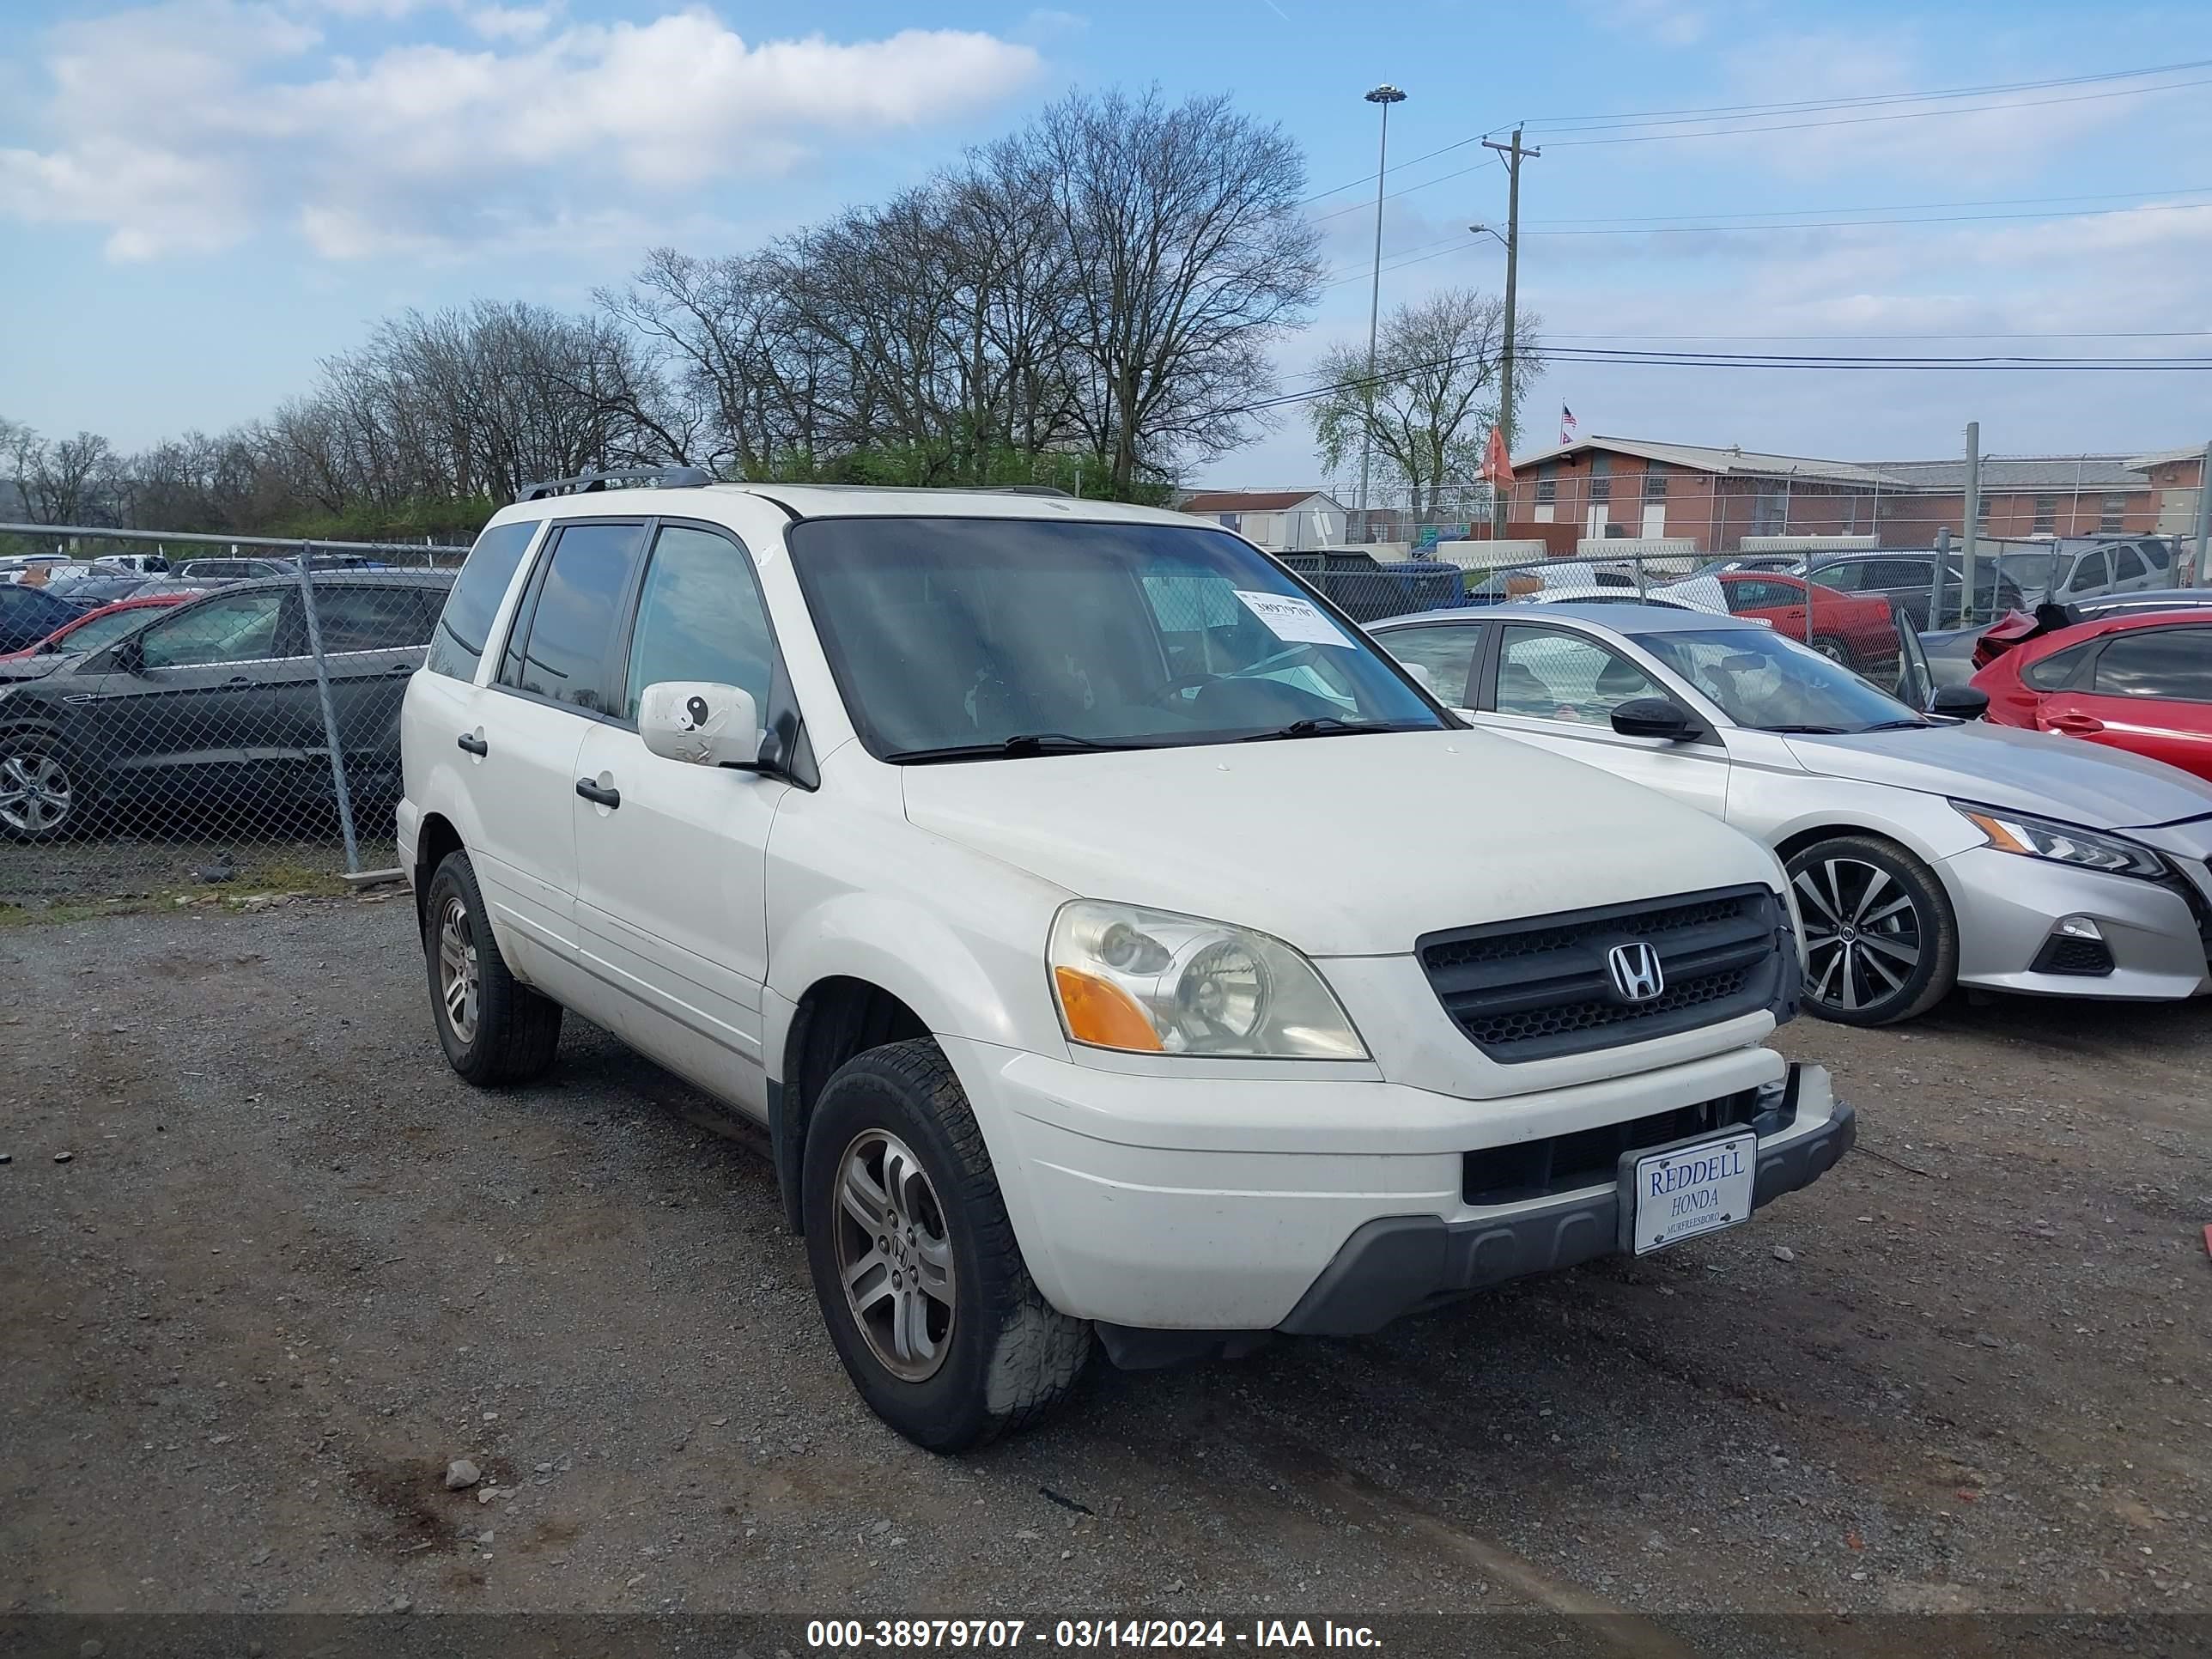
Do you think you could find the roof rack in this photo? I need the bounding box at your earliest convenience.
[518,466,713,501]
[982,484,1073,498]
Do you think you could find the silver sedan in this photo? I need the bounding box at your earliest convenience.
[1371,602,2212,1025]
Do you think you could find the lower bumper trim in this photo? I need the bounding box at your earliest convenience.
[1276,1097,1856,1339]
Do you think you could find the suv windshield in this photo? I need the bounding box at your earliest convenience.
[1637,629,1927,734]
[789,516,1444,760]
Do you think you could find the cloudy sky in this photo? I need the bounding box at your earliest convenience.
[4,0,2209,487]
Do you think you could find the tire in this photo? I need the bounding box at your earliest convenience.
[802,1039,1091,1451]
[1809,635,1852,667]
[0,732,84,842]
[422,849,562,1085]
[1785,834,1958,1026]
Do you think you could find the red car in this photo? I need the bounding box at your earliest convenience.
[0,592,190,662]
[1712,572,1899,671]
[1971,610,2212,782]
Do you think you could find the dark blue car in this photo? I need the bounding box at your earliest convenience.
[0,583,91,653]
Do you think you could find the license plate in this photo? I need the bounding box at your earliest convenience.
[1626,1130,1757,1255]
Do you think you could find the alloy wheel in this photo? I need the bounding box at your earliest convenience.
[833,1128,957,1382]
[1792,856,1923,1015]
[0,750,72,836]
[437,895,480,1045]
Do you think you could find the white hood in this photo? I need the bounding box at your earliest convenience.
[901,729,1776,957]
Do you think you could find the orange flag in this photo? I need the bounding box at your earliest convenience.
[1479,424,1514,486]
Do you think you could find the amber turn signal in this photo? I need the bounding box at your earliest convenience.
[1053,966,1164,1052]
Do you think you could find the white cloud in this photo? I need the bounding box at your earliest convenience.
[0,0,1042,260]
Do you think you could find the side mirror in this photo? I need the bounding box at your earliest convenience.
[1401,661,1438,696]
[1610,696,1699,742]
[639,681,762,769]
[1928,685,1990,721]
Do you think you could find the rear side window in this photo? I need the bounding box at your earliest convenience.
[311,585,442,651]
[2090,628,2212,702]
[2022,639,2096,690]
[498,522,644,715]
[428,520,539,681]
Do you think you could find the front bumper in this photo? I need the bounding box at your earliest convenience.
[947,1031,1847,1344]
[1278,1093,1853,1340]
[1942,845,2212,1000]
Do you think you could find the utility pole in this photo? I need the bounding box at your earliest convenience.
[1357,84,1407,543]
[2193,438,2212,586]
[1480,126,1539,538]
[1960,421,1981,628]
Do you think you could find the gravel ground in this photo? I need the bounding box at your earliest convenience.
[3,900,2208,1649]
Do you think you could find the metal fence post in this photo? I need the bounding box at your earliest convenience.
[2194,440,2212,588]
[295,544,362,873]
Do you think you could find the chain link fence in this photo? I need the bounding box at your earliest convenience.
[0,528,465,910]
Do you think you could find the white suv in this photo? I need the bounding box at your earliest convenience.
[397,475,1852,1449]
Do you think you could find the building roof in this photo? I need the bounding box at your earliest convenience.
[1177,489,1341,514]
[1508,435,1899,488]
[2124,445,2207,471]
[1869,456,2149,491]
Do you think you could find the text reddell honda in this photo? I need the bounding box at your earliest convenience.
[396,474,1854,1450]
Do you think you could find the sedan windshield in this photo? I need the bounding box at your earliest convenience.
[789,517,1444,760]
[50,606,163,656]
[1637,629,1928,734]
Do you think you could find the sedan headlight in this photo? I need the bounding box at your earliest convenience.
[1048,901,1367,1060]
[1952,802,2166,879]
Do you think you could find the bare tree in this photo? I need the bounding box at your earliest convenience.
[1013,87,1323,493]
[1306,289,1543,518]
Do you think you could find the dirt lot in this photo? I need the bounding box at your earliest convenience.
[3,899,2209,1650]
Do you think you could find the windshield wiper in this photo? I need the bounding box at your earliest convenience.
[1238,716,1412,743]
[1759,723,1852,735]
[884,732,1143,763]
[1858,719,1932,731]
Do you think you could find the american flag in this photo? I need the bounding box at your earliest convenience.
[1559,404,1578,444]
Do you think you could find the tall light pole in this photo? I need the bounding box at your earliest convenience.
[1357,84,1406,540]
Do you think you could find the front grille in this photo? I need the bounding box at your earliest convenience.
[1462,1084,1795,1206]
[1419,884,1789,1063]
[2154,871,2212,969]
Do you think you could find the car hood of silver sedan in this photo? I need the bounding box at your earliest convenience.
[1781,719,2212,832]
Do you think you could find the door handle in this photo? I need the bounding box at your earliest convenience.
[456,732,488,756]
[227,675,253,685]
[575,777,621,809]
[2047,712,2105,736]
[388,663,418,677]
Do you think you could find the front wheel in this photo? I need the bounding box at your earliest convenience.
[0,734,83,842]
[803,1040,1091,1451]
[1785,834,1958,1025]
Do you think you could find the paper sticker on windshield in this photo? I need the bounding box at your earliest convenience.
[1233,590,1353,647]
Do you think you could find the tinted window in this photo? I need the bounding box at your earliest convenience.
[500,523,641,714]
[310,585,441,651]
[2023,639,2096,691]
[428,520,538,681]
[1869,561,1929,588]
[622,525,775,722]
[139,591,287,670]
[2114,545,2147,581]
[1809,563,1863,592]
[2091,629,2212,702]
[2071,550,2110,592]
[1495,627,1664,723]
[1377,624,1485,706]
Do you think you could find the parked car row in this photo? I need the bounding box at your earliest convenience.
[0,571,450,839]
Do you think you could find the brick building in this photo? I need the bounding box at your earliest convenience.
[1503,434,2203,555]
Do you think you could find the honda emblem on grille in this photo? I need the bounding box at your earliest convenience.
[1607,940,1666,1002]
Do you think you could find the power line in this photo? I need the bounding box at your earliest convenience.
[1517,58,2212,132]
[1512,198,2212,236]
[1521,184,2212,227]
[1537,73,2212,148]
[1294,58,2212,207]
[1217,346,2212,424]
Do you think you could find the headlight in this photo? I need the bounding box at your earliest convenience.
[1048,900,1367,1060]
[1952,802,2166,879]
